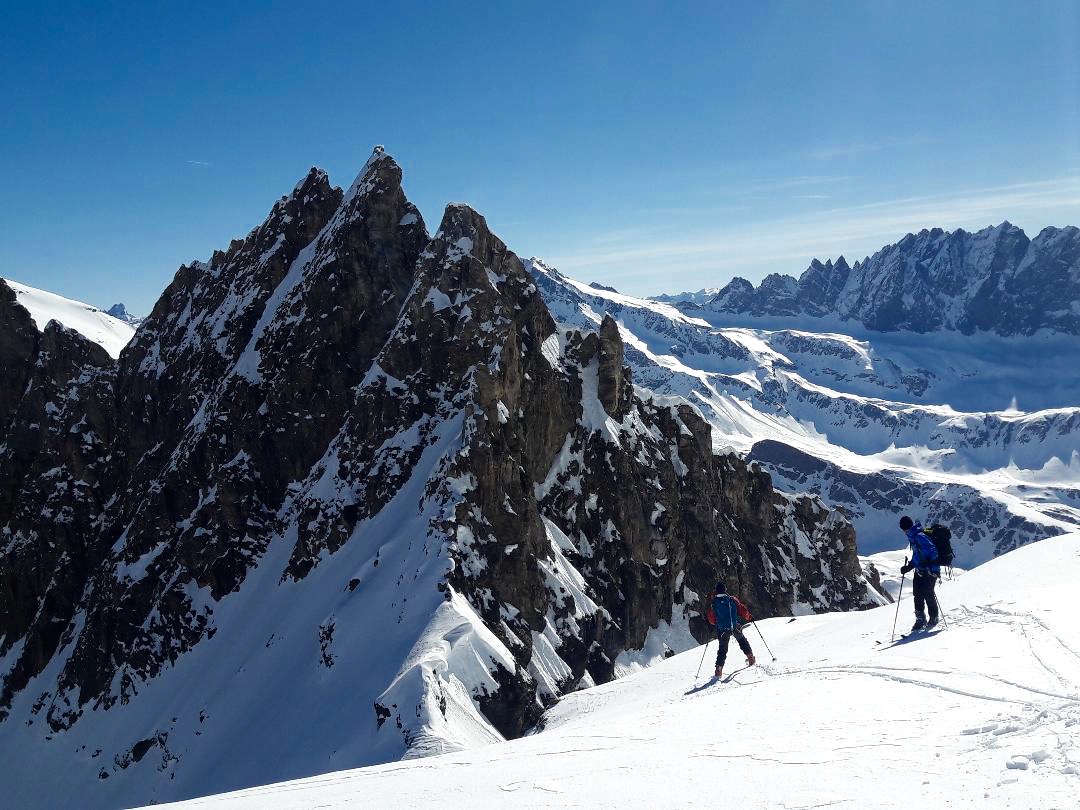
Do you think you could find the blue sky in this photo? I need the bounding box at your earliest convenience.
[2,1,1079,313]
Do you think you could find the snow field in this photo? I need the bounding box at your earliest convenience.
[3,277,136,358]
[155,533,1080,810]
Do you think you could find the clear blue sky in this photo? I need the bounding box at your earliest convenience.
[3,1,1079,313]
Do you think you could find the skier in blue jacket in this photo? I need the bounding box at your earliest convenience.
[898,516,940,631]
[707,581,755,678]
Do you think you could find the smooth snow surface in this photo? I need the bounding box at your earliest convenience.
[4,277,136,358]
[155,534,1080,810]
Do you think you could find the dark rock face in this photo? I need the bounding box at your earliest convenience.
[708,223,1080,335]
[595,315,626,417]
[0,310,117,712]
[0,150,876,804]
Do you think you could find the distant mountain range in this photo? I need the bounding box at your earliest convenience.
[657,222,1080,336]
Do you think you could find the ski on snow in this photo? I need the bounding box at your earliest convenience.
[875,627,945,648]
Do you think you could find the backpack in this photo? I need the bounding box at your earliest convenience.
[706,595,749,630]
[923,523,955,568]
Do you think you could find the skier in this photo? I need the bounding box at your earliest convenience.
[898,516,940,632]
[707,581,755,678]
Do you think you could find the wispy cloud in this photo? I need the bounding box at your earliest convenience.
[545,175,1080,290]
[723,175,849,194]
[186,160,211,166]
[808,135,927,161]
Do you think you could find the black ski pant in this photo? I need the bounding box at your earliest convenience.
[912,570,939,621]
[715,627,753,669]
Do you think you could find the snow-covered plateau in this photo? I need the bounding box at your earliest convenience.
[153,533,1080,810]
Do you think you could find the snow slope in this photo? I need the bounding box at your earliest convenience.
[528,260,1080,565]
[153,532,1080,810]
[2,278,136,358]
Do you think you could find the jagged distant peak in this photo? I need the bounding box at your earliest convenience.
[704,220,1079,335]
[105,303,145,327]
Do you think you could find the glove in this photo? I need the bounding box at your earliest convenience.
[900,563,914,575]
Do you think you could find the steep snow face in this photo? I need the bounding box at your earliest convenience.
[151,533,1080,810]
[2,278,136,358]
[528,260,1080,565]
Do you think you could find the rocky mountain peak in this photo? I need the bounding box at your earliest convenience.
[705,221,1080,335]
[106,303,133,321]
[0,150,879,806]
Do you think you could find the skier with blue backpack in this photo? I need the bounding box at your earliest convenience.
[898,516,940,632]
[706,581,755,678]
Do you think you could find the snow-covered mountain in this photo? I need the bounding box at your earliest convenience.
[1,278,136,358]
[4,149,1078,809]
[647,287,722,306]
[0,150,877,809]
[529,260,1080,566]
[150,532,1080,810]
[105,302,146,327]
[706,222,1080,335]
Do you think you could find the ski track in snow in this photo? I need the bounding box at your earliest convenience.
[153,534,1080,810]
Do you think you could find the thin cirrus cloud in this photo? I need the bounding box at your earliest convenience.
[547,175,1080,291]
[186,160,211,166]
[807,135,929,161]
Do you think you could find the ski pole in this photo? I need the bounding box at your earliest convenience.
[891,561,907,642]
[695,638,712,681]
[750,621,776,661]
[936,576,949,629]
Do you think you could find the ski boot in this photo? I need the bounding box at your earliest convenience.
[746,653,756,666]
[910,616,926,632]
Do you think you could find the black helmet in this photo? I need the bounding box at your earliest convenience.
[714,580,726,594]
[899,516,914,531]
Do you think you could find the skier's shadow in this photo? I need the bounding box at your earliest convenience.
[683,679,717,695]
[683,665,750,695]
[876,629,944,651]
